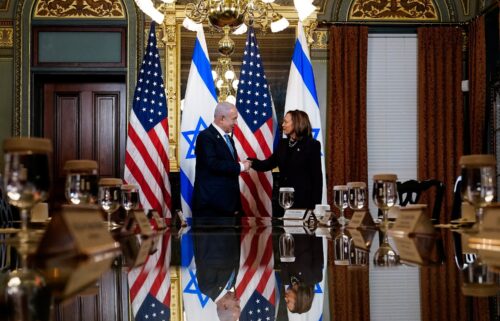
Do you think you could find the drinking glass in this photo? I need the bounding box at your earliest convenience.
[373,230,400,267]
[460,155,496,229]
[279,232,295,262]
[461,255,500,297]
[64,160,99,205]
[3,137,52,244]
[347,181,367,210]
[333,226,352,265]
[98,178,122,230]
[121,184,140,217]
[372,174,398,228]
[333,185,349,225]
[279,187,294,210]
[6,255,51,321]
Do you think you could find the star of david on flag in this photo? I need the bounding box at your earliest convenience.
[180,26,217,218]
[181,117,209,160]
[180,232,219,321]
[183,269,210,308]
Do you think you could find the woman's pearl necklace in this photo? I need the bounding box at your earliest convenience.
[288,139,298,148]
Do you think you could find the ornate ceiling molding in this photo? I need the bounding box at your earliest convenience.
[0,26,13,47]
[348,0,439,21]
[33,0,126,18]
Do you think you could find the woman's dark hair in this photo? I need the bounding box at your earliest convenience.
[289,283,315,314]
[287,110,312,140]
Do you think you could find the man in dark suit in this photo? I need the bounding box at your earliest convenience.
[193,226,241,321]
[192,102,251,217]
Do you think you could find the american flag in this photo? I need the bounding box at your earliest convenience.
[129,234,172,321]
[236,223,276,321]
[124,22,171,218]
[125,22,172,321]
[234,27,277,217]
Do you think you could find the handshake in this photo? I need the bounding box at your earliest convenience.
[242,159,253,172]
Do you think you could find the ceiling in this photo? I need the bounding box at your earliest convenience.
[177,0,497,117]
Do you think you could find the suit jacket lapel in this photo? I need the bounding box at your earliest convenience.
[208,124,235,159]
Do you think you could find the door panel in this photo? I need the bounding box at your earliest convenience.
[95,93,119,177]
[56,95,79,176]
[42,82,128,321]
[43,82,126,208]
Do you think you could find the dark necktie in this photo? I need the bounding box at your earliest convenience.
[224,134,235,158]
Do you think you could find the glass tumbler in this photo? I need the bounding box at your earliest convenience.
[3,137,52,243]
[98,178,122,230]
[372,174,398,228]
[64,159,99,205]
[347,181,367,210]
[459,154,496,229]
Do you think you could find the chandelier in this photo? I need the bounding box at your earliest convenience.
[211,25,239,103]
[183,0,293,34]
[133,0,316,102]
[134,0,315,26]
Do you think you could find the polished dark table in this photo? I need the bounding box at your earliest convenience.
[0,217,498,321]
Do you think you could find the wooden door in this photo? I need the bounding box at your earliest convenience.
[42,82,128,321]
[43,82,127,208]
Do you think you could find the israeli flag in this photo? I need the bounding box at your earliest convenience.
[284,21,327,204]
[180,233,219,321]
[180,26,218,218]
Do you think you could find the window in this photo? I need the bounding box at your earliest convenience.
[367,34,421,321]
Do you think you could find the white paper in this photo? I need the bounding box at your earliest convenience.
[283,209,307,220]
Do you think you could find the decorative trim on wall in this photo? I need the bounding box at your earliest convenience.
[170,267,183,321]
[312,29,328,50]
[161,3,180,171]
[460,0,470,15]
[316,0,328,15]
[0,22,13,48]
[444,0,456,20]
[348,0,439,21]
[0,0,9,11]
[33,0,126,18]
[13,0,25,136]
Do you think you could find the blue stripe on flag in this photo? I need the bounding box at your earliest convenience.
[180,169,194,209]
[291,40,320,108]
[181,233,194,267]
[192,38,217,101]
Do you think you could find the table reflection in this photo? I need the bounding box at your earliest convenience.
[0,214,499,321]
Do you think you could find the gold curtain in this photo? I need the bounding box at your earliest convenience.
[417,26,468,321]
[327,25,369,321]
[468,15,487,154]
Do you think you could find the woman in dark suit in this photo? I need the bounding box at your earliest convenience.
[249,110,322,213]
[280,234,324,314]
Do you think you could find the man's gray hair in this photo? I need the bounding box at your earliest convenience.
[214,102,236,119]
